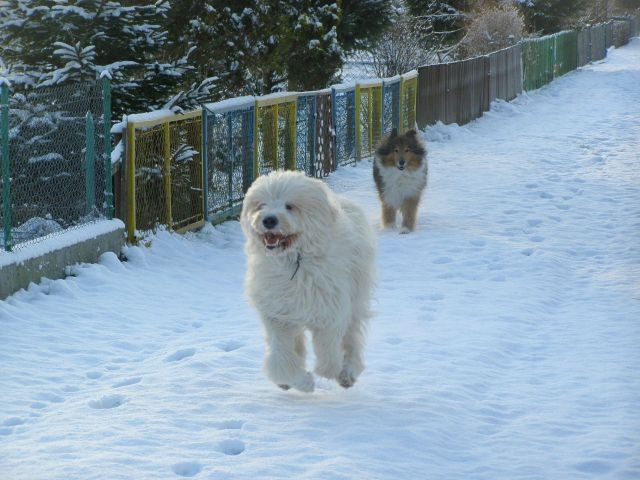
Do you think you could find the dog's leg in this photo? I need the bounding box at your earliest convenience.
[263,322,314,393]
[381,201,396,229]
[340,313,367,388]
[400,195,420,233]
[312,324,347,381]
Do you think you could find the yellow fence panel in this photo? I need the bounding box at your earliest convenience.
[254,93,297,177]
[356,80,384,159]
[126,110,204,242]
[400,71,418,133]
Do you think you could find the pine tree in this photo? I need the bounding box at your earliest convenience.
[0,0,207,116]
[516,0,590,34]
[166,0,393,95]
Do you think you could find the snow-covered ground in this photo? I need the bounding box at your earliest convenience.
[2,40,639,480]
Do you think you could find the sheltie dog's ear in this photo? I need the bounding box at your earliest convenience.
[377,128,398,156]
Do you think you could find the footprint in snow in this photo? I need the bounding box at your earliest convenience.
[215,340,244,352]
[86,371,102,380]
[217,439,245,456]
[3,417,26,427]
[89,394,126,409]
[112,377,142,389]
[172,462,202,477]
[165,348,196,362]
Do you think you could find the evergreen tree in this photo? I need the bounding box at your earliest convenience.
[0,0,208,116]
[516,0,590,34]
[166,0,393,95]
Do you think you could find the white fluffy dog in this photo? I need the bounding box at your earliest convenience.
[241,170,376,393]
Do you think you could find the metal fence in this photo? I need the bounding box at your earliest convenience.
[0,77,112,252]
[125,109,204,242]
[203,97,254,224]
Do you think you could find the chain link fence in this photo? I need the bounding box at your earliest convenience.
[125,110,203,242]
[203,98,254,224]
[1,78,112,252]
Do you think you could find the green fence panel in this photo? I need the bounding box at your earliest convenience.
[522,36,555,91]
[554,30,578,77]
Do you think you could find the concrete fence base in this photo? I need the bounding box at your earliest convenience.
[0,220,125,300]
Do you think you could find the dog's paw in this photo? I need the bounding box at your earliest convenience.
[292,372,315,393]
[338,368,357,389]
[399,226,412,234]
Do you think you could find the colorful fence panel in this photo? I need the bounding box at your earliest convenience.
[382,77,401,137]
[254,94,297,177]
[554,30,579,77]
[522,36,555,91]
[125,109,204,242]
[400,71,418,132]
[313,90,335,177]
[356,80,383,160]
[203,97,255,224]
[332,86,357,167]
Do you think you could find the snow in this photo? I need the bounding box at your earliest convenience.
[204,96,255,114]
[1,40,640,479]
[0,219,124,268]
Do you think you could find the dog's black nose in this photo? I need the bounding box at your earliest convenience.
[262,215,278,230]
[398,159,406,166]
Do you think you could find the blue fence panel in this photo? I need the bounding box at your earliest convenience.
[203,98,255,223]
[331,86,357,167]
[382,78,401,137]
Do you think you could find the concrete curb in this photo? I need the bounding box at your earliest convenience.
[0,223,125,300]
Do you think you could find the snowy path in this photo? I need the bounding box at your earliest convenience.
[1,40,640,479]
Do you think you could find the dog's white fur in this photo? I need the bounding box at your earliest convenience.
[241,171,376,393]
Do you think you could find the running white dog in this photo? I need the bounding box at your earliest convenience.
[241,170,376,393]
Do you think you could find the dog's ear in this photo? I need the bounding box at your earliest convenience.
[405,129,417,138]
[376,128,398,156]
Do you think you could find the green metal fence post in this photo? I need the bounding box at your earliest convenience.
[85,112,96,215]
[102,75,113,219]
[1,81,12,251]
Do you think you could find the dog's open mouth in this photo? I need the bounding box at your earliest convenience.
[397,165,405,171]
[263,232,297,251]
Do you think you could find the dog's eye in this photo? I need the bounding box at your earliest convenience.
[394,148,399,153]
[285,204,293,211]
[256,203,265,211]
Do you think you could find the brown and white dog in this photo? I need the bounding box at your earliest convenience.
[373,129,428,233]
